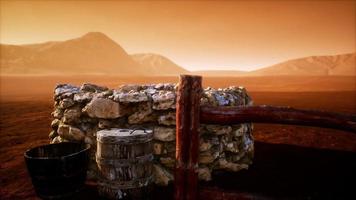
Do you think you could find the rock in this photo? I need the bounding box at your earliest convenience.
[50,119,61,129]
[143,87,157,95]
[205,125,232,135]
[48,130,58,139]
[153,142,175,155]
[164,142,176,154]
[239,153,254,165]
[224,141,240,153]
[153,127,175,142]
[154,83,176,91]
[201,87,251,106]
[241,133,254,152]
[98,119,125,129]
[51,108,64,119]
[78,122,95,133]
[113,90,149,103]
[51,136,61,144]
[63,106,81,124]
[153,164,173,186]
[233,124,248,137]
[117,84,142,92]
[51,136,69,144]
[198,167,212,181]
[152,90,175,110]
[96,90,113,98]
[73,92,93,103]
[57,124,85,141]
[201,135,220,146]
[128,103,154,124]
[216,159,248,172]
[226,152,246,163]
[59,136,69,143]
[59,98,75,109]
[158,112,176,126]
[199,138,212,152]
[97,120,110,130]
[80,83,108,93]
[159,157,175,169]
[54,84,80,99]
[153,142,163,155]
[81,117,98,124]
[83,97,123,119]
[199,150,219,164]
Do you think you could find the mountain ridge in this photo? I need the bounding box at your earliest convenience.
[0,32,187,75]
[248,53,356,76]
[1,32,355,76]
[131,53,188,75]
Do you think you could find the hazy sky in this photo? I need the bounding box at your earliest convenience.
[0,0,355,71]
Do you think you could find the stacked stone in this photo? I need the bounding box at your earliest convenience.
[49,83,253,186]
[198,87,254,181]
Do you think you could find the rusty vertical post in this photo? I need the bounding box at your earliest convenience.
[186,75,202,200]
[175,75,202,200]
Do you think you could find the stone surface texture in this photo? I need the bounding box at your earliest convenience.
[50,83,254,186]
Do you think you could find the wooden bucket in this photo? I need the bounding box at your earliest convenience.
[96,128,153,199]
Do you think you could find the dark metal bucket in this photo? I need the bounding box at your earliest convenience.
[24,142,90,199]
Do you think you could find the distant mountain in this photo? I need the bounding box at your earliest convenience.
[0,32,186,75]
[1,32,354,76]
[131,53,188,75]
[248,53,356,76]
[191,70,247,76]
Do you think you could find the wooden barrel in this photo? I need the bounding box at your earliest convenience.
[96,128,153,199]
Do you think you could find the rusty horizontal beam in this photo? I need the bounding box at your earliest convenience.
[200,105,356,133]
[199,186,273,200]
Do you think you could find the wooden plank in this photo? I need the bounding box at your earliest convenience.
[174,75,202,200]
[200,105,356,133]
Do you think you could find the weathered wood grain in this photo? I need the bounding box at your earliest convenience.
[96,129,153,199]
[200,105,356,133]
[174,75,202,200]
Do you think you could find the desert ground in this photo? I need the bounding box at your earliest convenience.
[0,75,355,199]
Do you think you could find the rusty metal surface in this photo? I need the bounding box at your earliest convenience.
[201,105,356,133]
[174,75,202,200]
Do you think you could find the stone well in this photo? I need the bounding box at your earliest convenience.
[49,83,254,186]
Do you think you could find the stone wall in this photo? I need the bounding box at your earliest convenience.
[49,83,254,186]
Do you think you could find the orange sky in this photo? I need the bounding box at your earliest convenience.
[0,0,355,71]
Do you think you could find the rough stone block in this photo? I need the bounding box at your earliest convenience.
[57,124,85,141]
[63,106,82,124]
[153,127,175,142]
[152,91,175,110]
[80,83,108,93]
[158,112,176,126]
[205,125,232,135]
[83,97,123,119]
[54,84,80,99]
[128,102,154,124]
[153,164,173,186]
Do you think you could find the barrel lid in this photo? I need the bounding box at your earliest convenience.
[97,128,153,144]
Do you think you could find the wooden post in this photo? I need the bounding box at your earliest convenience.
[175,75,202,200]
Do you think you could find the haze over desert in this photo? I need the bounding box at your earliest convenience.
[0,0,355,199]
